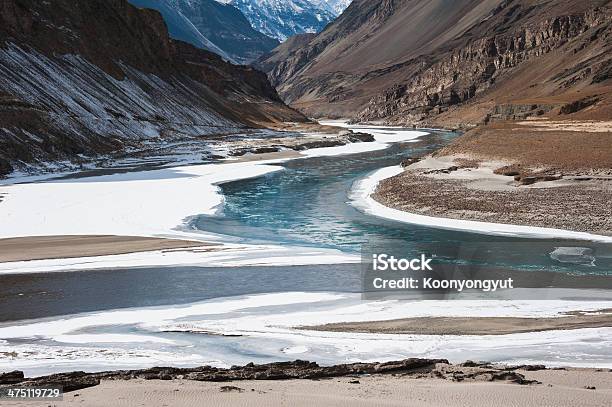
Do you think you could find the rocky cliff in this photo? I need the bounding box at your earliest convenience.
[0,0,305,176]
[357,1,612,126]
[260,0,611,125]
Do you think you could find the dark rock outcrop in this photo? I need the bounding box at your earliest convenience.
[290,139,347,151]
[2,359,448,392]
[400,157,421,167]
[428,361,543,384]
[348,132,376,142]
[17,372,100,393]
[1,358,549,394]
[515,174,563,185]
[0,370,24,384]
[432,366,539,384]
[219,385,245,392]
[559,96,601,114]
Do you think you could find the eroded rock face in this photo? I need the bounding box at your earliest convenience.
[559,96,601,114]
[356,6,611,124]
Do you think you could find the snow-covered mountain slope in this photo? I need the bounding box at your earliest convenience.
[136,0,352,57]
[312,0,353,16]
[166,0,279,63]
[219,0,350,41]
[0,0,306,176]
[131,0,279,64]
[129,0,234,62]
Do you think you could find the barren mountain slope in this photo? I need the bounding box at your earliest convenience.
[260,0,611,123]
[261,0,503,116]
[0,0,305,176]
[254,33,317,74]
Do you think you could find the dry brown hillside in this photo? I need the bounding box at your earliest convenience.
[259,0,611,126]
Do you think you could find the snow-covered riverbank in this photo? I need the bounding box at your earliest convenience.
[350,165,612,242]
[0,124,427,273]
[2,291,612,376]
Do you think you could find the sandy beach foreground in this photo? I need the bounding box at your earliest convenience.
[3,364,610,407]
[0,236,208,263]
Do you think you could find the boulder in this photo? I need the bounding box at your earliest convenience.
[401,157,421,167]
[348,132,375,143]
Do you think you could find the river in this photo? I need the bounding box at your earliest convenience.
[1,125,611,375]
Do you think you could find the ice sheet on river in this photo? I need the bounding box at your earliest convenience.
[2,292,612,376]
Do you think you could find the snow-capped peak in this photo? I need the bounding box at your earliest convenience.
[218,0,352,41]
